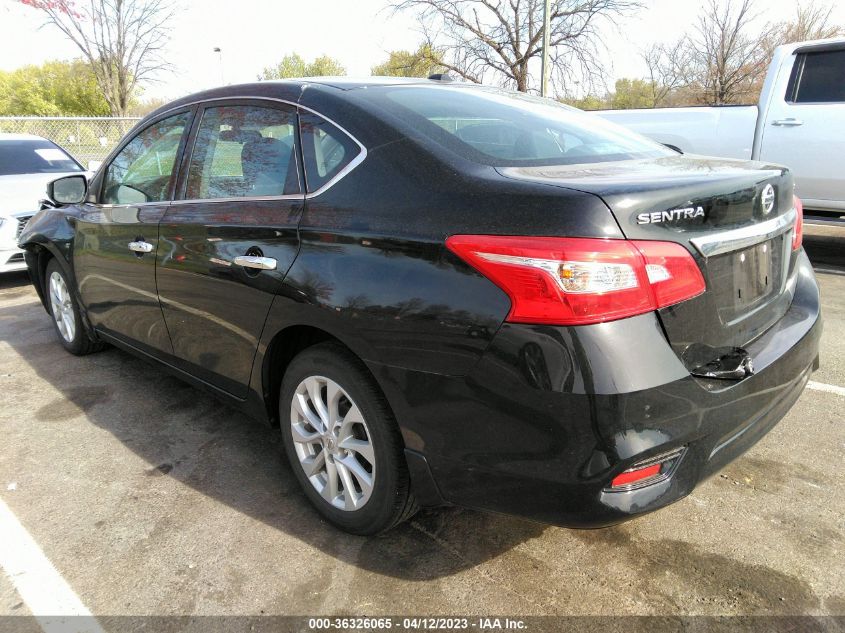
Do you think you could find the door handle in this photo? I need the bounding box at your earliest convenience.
[128,241,154,253]
[771,118,803,126]
[234,255,277,270]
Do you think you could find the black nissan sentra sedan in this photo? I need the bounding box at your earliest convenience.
[19,78,821,534]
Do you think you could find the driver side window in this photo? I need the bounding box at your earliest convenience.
[102,112,190,204]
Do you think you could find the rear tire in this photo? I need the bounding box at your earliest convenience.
[45,259,104,356]
[279,342,417,534]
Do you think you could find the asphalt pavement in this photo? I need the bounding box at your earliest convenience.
[0,226,842,624]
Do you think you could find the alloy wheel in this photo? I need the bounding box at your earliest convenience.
[49,271,76,343]
[290,375,375,511]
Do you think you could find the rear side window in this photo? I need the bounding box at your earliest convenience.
[102,112,190,204]
[185,104,299,199]
[788,50,845,103]
[299,113,361,193]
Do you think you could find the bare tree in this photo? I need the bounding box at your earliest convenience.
[393,0,641,94]
[19,0,174,116]
[641,40,694,106]
[762,1,845,59]
[637,0,843,108]
[687,0,772,105]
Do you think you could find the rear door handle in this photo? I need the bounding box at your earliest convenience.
[234,255,277,270]
[771,118,803,126]
[128,241,154,253]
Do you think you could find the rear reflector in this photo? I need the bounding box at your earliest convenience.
[446,235,705,326]
[610,464,661,488]
[792,195,803,251]
[608,447,687,491]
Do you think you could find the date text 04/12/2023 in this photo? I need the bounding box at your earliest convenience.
[307,617,528,630]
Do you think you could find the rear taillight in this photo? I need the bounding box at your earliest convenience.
[792,195,803,251]
[446,235,705,326]
[633,240,708,308]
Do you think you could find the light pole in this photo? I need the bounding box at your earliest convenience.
[213,47,224,85]
[540,0,551,97]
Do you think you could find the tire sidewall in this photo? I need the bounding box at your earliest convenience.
[279,345,404,534]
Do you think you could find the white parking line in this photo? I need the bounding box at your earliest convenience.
[0,497,104,633]
[807,380,845,397]
[813,267,845,276]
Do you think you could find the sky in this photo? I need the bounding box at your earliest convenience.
[1,0,843,101]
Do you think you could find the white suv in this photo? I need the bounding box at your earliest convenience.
[0,133,85,273]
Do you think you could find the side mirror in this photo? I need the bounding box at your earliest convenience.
[48,175,88,206]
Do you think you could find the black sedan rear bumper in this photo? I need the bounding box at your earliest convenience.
[370,250,822,527]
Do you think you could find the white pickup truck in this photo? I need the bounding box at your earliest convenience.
[597,38,845,218]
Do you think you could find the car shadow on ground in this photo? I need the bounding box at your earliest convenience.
[0,292,547,581]
[0,271,33,293]
[803,226,845,272]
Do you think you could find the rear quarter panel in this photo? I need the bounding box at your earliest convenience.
[260,86,625,377]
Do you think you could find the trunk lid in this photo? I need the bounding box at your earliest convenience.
[498,156,798,368]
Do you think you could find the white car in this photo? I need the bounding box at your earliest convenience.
[0,133,86,273]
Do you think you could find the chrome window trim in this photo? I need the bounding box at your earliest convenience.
[304,141,366,198]
[97,109,194,207]
[145,94,367,200]
[171,194,302,205]
[94,202,167,209]
[689,208,797,258]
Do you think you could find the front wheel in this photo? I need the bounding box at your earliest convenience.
[45,259,104,356]
[280,342,417,534]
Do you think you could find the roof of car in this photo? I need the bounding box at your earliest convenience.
[145,77,482,121]
[264,76,468,90]
[0,133,49,142]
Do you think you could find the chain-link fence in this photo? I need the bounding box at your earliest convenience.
[0,116,141,170]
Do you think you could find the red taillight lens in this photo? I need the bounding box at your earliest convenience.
[792,195,803,251]
[633,240,707,308]
[446,235,705,326]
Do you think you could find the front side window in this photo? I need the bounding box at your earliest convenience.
[185,104,298,199]
[299,113,361,193]
[789,50,845,103]
[102,112,190,204]
[362,85,674,167]
[0,139,82,176]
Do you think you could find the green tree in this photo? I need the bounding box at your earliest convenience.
[560,93,610,110]
[307,55,346,77]
[260,54,346,80]
[0,59,111,116]
[371,44,445,77]
[260,53,307,80]
[610,78,658,109]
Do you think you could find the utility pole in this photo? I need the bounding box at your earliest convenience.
[213,47,224,85]
[541,0,551,97]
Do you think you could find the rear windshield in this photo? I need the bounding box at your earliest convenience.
[0,139,82,176]
[367,86,674,167]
